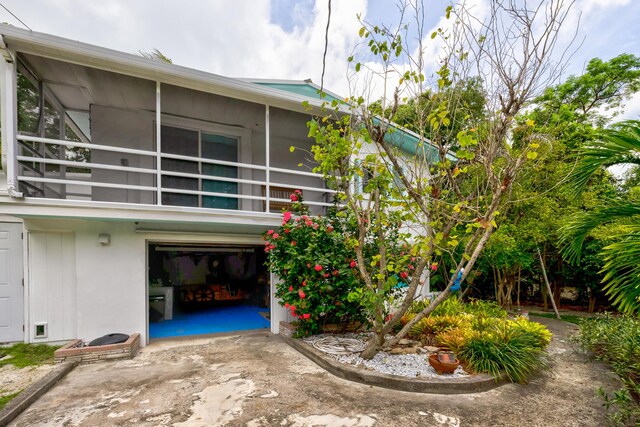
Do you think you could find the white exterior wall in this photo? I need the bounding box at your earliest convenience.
[22,218,287,346]
[28,231,77,342]
[25,219,147,345]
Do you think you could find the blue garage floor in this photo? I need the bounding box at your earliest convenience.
[149,305,270,339]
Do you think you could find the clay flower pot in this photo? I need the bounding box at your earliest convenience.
[428,353,460,375]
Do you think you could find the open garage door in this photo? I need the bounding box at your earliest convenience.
[147,243,270,339]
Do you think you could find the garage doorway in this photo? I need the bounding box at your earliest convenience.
[147,243,270,339]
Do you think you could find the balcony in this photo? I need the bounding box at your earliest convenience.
[5,51,334,216]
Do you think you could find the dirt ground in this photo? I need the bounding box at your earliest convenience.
[0,363,55,399]
[10,317,620,426]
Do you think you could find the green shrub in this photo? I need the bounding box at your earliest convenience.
[402,298,552,383]
[575,314,640,426]
[265,197,366,335]
[459,328,549,384]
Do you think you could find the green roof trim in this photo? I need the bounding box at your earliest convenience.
[373,118,457,162]
[253,82,342,104]
[254,81,455,162]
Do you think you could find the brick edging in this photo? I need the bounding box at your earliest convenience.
[281,334,507,394]
[0,361,77,427]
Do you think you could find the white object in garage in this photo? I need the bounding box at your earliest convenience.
[149,286,173,320]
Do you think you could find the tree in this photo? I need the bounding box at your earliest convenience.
[467,53,640,312]
[307,0,579,359]
[560,120,640,315]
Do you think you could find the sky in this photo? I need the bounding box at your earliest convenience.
[2,0,640,119]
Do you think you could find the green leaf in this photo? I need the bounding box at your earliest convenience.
[355,63,361,72]
[289,146,295,153]
[359,27,366,37]
[431,31,437,39]
[527,151,538,160]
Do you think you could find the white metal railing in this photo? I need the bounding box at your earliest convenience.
[16,134,337,210]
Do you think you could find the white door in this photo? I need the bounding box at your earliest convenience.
[0,222,23,342]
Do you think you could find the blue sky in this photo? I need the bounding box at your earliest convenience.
[2,0,639,118]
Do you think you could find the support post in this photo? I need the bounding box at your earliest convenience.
[537,247,561,320]
[0,47,20,197]
[265,104,270,213]
[155,81,162,205]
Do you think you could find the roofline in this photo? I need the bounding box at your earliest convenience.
[0,24,329,115]
[242,77,346,103]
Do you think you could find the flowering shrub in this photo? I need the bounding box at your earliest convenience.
[264,194,366,335]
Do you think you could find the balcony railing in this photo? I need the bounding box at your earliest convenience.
[16,134,336,214]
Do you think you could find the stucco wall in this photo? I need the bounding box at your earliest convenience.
[25,219,147,345]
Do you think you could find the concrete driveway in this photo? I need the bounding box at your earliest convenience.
[10,318,619,426]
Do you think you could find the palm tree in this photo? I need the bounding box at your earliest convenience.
[560,120,640,314]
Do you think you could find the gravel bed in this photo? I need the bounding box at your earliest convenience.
[303,334,468,379]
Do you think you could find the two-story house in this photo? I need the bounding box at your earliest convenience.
[0,25,431,346]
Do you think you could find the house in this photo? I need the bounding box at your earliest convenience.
[0,24,433,346]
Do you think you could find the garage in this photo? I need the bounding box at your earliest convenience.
[147,242,270,338]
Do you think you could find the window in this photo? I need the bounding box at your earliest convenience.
[161,125,239,209]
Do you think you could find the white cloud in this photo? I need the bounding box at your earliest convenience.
[618,92,640,121]
[0,0,638,111]
[1,0,366,97]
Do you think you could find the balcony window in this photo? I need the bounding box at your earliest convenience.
[160,125,239,210]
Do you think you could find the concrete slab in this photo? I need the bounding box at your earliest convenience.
[9,320,620,426]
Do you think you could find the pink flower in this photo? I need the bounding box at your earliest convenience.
[314,264,323,272]
[289,286,294,292]
[272,233,279,239]
[431,263,438,271]
[295,218,301,222]
[291,241,297,246]
[283,211,292,222]
[307,263,312,268]
[302,280,307,286]
[284,302,290,308]
[302,313,311,320]
[290,194,298,202]
[290,305,296,313]
[306,221,313,227]
[324,273,330,278]
[332,270,339,276]
[267,230,274,235]
[326,225,334,232]
[400,271,409,280]
[349,260,357,268]
[295,189,302,194]
[285,229,290,234]
[312,223,319,230]
[298,290,306,299]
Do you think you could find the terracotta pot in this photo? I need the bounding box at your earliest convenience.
[428,353,460,375]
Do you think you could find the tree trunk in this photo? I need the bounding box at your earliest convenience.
[516,267,521,310]
[553,282,561,310]
[361,309,385,360]
[588,289,596,313]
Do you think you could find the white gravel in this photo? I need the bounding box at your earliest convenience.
[303,334,468,379]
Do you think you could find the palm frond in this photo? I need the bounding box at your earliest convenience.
[600,229,640,315]
[570,120,640,194]
[559,202,640,264]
